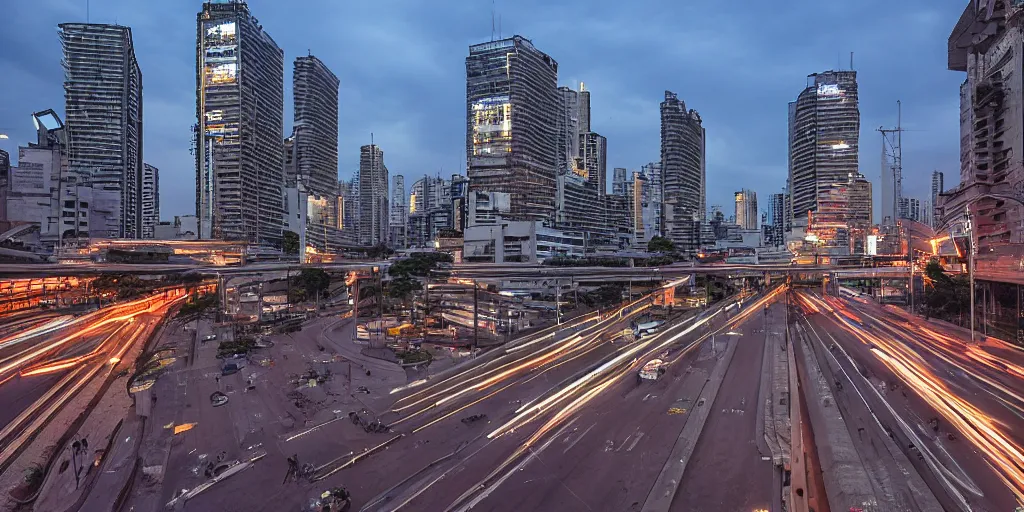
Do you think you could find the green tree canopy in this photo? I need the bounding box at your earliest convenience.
[283,230,300,255]
[648,236,675,253]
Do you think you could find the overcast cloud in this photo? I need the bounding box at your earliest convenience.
[0,0,966,220]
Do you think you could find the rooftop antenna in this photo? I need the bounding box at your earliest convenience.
[499,14,502,39]
[491,0,495,41]
[86,0,90,23]
[850,51,854,70]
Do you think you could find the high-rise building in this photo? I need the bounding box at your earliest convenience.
[660,91,705,251]
[579,132,607,195]
[847,173,873,228]
[555,86,579,176]
[407,175,457,247]
[337,177,358,240]
[898,197,921,223]
[788,71,859,230]
[390,174,407,248]
[944,2,1024,247]
[196,0,285,245]
[141,163,160,239]
[466,35,558,222]
[930,170,944,228]
[451,174,470,232]
[765,192,786,247]
[292,54,340,228]
[59,23,143,239]
[358,144,388,246]
[578,82,591,134]
[612,168,628,196]
[642,161,663,239]
[734,189,758,230]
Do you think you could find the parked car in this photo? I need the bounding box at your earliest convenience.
[221,363,240,376]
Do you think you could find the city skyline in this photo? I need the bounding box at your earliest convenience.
[2,0,963,220]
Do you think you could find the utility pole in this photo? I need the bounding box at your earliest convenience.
[556,281,562,325]
[967,212,976,343]
[907,223,914,312]
[473,280,479,351]
[878,101,905,225]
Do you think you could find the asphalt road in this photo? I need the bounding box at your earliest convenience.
[672,306,774,512]
[334,293,781,512]
[796,290,1022,510]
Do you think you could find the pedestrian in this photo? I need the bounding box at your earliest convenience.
[215,375,220,384]
[283,454,298,484]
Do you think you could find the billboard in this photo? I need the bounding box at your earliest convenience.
[471,95,511,157]
[866,235,878,256]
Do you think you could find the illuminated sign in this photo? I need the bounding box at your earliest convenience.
[205,21,236,41]
[206,62,237,85]
[471,96,512,156]
[867,235,878,255]
[816,84,841,97]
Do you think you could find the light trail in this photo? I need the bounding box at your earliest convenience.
[20,321,134,377]
[0,315,73,350]
[801,291,1024,503]
[0,290,185,378]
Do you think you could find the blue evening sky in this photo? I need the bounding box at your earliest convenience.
[0,0,966,221]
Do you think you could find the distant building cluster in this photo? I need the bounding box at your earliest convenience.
[5,0,1002,264]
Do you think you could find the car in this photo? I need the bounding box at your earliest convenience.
[202,334,217,342]
[461,414,487,425]
[221,363,240,376]
[210,391,229,407]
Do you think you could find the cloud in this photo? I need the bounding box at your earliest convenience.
[0,0,966,223]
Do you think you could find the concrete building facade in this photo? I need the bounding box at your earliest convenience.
[292,54,340,229]
[141,163,159,238]
[466,36,559,222]
[196,0,285,245]
[358,144,388,246]
[789,71,860,230]
[931,170,944,228]
[59,23,143,239]
[734,188,758,230]
[390,174,407,248]
[660,91,706,252]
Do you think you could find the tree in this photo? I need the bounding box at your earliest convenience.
[367,243,395,259]
[387,276,422,302]
[648,236,675,253]
[282,230,300,255]
[923,259,968,323]
[388,252,453,278]
[294,268,331,300]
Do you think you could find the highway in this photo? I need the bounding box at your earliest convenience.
[0,287,190,477]
[793,290,1024,510]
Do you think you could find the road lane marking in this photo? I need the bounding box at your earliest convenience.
[627,432,645,452]
[563,423,595,454]
[616,433,634,452]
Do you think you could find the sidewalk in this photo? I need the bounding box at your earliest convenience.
[32,313,166,512]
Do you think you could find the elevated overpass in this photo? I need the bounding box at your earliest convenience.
[443,263,911,281]
[0,261,383,278]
